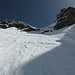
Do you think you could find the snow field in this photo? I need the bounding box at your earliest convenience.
[0,25,75,75]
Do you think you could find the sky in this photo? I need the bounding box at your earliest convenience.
[0,0,75,28]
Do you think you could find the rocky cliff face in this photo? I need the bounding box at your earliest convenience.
[0,19,39,31]
[54,7,75,30]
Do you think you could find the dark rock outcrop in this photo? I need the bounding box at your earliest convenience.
[54,7,75,30]
[0,19,39,31]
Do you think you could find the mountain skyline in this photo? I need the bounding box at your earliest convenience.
[0,0,75,28]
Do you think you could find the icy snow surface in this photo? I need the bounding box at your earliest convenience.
[0,24,75,75]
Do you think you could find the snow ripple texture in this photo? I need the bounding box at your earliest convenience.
[0,25,75,75]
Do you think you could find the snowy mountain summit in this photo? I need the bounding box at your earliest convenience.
[0,7,75,75]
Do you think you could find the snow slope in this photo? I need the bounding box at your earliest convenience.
[0,24,75,75]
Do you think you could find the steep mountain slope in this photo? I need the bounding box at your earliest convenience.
[54,7,75,30]
[0,23,75,75]
[0,19,39,31]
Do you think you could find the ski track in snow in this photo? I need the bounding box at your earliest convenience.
[0,25,75,75]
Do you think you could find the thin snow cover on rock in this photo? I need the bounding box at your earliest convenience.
[54,7,75,30]
[0,19,39,31]
[0,22,75,75]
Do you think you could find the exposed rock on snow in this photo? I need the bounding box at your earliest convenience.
[54,7,75,30]
[0,19,39,31]
[0,7,75,32]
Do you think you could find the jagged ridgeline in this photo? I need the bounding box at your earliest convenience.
[0,19,39,31]
[54,7,75,30]
[0,7,75,31]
